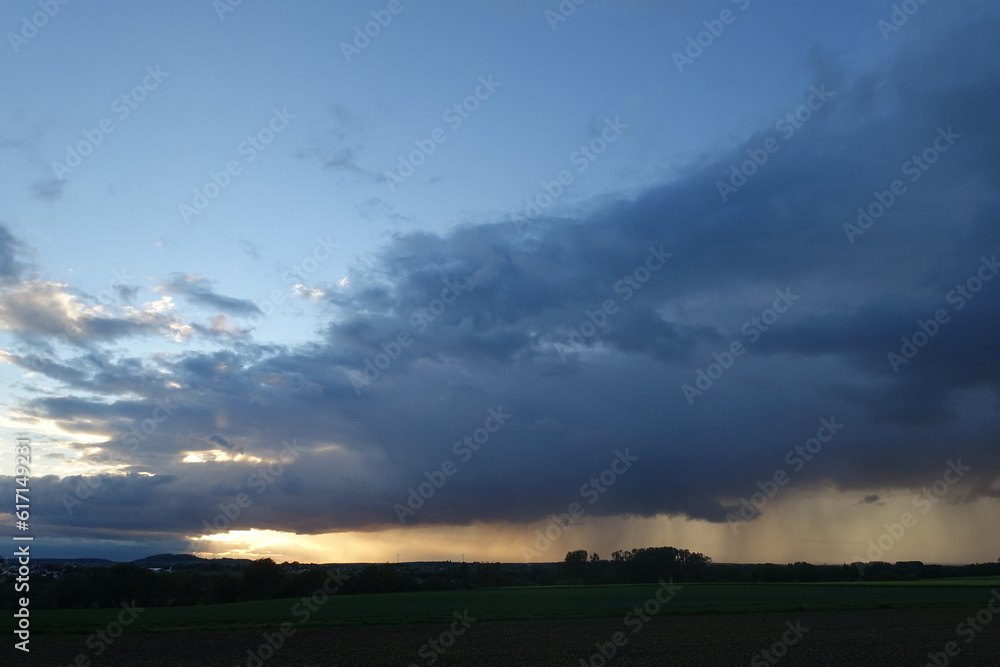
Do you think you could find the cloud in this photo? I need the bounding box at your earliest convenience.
[238,239,262,260]
[297,103,382,183]
[112,283,141,305]
[2,6,999,547]
[0,222,28,284]
[29,178,65,202]
[0,281,193,345]
[356,197,415,226]
[292,284,324,301]
[0,109,69,203]
[209,434,244,454]
[160,274,262,316]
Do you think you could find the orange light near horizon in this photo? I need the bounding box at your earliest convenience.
[184,488,1000,565]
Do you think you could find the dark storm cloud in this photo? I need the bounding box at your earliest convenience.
[6,352,180,400]
[210,434,244,454]
[4,5,1000,545]
[161,274,261,316]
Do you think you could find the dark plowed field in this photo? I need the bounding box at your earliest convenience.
[6,606,1000,666]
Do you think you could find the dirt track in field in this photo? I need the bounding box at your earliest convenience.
[6,607,1000,666]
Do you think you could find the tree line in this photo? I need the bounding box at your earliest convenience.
[3,548,998,610]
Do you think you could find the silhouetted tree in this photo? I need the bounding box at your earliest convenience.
[561,550,589,581]
[243,557,283,599]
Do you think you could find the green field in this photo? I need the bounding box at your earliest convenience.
[31,578,1000,634]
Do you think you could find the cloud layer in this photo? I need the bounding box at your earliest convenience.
[2,8,999,554]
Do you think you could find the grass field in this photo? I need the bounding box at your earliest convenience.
[30,577,1000,634]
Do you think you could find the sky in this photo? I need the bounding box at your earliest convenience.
[1,0,998,566]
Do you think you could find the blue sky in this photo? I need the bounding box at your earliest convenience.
[1,0,999,565]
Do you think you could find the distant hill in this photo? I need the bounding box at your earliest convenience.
[132,553,204,565]
[131,553,253,568]
[11,554,258,569]
[31,558,117,566]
